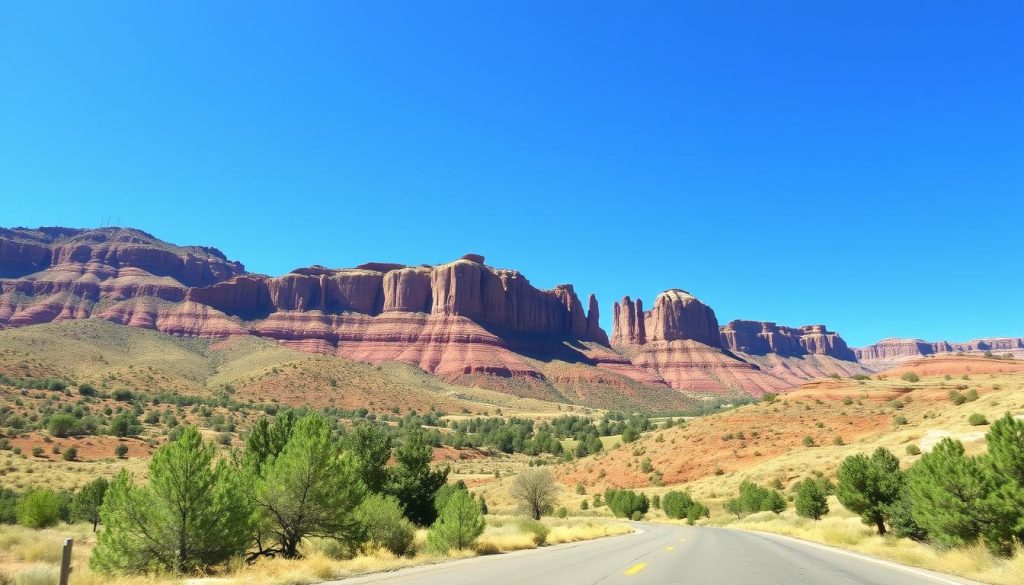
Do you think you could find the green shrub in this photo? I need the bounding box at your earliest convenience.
[16,490,62,528]
[62,447,77,461]
[0,488,19,524]
[802,435,815,447]
[726,481,786,517]
[794,478,829,520]
[31,447,43,457]
[662,490,708,524]
[47,414,78,438]
[900,372,920,383]
[356,494,416,556]
[556,507,568,518]
[604,488,649,519]
[114,444,128,458]
[968,413,988,426]
[518,517,549,546]
[426,490,485,552]
[112,389,134,402]
[906,444,921,456]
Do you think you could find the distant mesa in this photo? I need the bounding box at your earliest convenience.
[1,226,1012,405]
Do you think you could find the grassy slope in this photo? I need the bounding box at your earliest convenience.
[0,320,580,416]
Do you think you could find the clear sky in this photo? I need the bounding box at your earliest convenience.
[2,2,1021,346]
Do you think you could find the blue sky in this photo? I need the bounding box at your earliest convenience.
[1,2,1021,346]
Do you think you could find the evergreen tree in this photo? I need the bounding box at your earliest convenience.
[244,410,298,472]
[347,423,392,493]
[980,413,1024,555]
[91,428,252,573]
[907,438,987,549]
[885,484,928,541]
[794,478,829,520]
[253,413,366,558]
[836,447,902,535]
[426,490,485,552]
[387,432,449,526]
[72,477,109,531]
[434,480,468,513]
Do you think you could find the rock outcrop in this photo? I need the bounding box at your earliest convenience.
[609,290,790,395]
[720,320,856,361]
[1,228,637,401]
[855,337,1024,369]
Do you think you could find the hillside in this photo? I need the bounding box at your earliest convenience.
[550,356,1024,504]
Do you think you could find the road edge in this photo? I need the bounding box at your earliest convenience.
[320,524,642,584]
[723,526,986,585]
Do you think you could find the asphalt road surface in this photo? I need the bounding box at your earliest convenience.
[329,522,977,585]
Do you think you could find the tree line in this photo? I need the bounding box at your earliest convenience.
[5,410,498,575]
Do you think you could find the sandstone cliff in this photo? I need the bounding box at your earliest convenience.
[2,228,644,404]
[855,336,1024,370]
[609,290,791,395]
[720,320,856,361]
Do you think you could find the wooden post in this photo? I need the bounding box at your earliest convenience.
[58,538,72,585]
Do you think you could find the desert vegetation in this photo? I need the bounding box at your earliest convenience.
[0,406,632,584]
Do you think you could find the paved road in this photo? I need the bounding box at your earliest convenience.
[330,522,976,585]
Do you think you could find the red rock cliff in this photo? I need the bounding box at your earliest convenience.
[720,320,856,361]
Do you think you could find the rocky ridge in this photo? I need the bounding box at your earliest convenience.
[854,336,1024,370]
[1,226,969,403]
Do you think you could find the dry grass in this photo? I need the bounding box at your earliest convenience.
[717,503,1024,585]
[0,516,630,585]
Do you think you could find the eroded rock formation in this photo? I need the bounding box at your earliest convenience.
[720,320,856,361]
[855,336,1024,369]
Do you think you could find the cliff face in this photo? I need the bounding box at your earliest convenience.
[612,290,719,347]
[720,320,856,361]
[1,228,636,401]
[854,337,1024,369]
[609,290,790,396]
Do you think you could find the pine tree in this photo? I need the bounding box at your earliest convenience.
[347,422,393,494]
[72,478,108,531]
[387,432,449,526]
[794,478,829,520]
[980,413,1024,555]
[836,447,902,535]
[906,438,987,548]
[253,413,367,558]
[244,410,297,472]
[91,427,252,573]
[426,490,485,552]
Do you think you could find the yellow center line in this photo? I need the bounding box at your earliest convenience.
[665,545,675,551]
[624,562,648,575]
